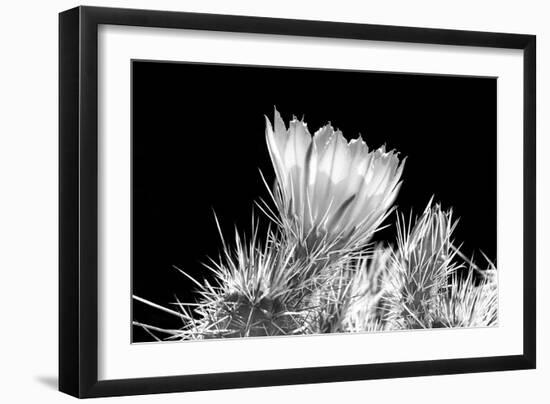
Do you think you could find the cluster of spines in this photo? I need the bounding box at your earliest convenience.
[134,200,497,340]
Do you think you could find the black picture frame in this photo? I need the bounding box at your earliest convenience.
[59,5,536,398]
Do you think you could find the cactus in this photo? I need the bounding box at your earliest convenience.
[133,110,497,340]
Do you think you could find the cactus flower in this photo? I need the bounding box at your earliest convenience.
[265,109,405,253]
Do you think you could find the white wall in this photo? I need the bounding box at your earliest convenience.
[0,0,546,402]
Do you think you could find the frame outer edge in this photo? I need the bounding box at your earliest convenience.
[79,5,102,398]
[523,35,536,368]
[58,5,537,398]
[58,6,81,398]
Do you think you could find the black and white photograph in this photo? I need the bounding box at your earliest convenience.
[0,1,544,402]
[131,61,498,342]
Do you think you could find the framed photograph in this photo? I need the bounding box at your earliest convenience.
[59,6,536,398]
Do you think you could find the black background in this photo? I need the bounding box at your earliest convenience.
[132,61,496,342]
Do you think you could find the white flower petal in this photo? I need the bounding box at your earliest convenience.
[265,109,405,250]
